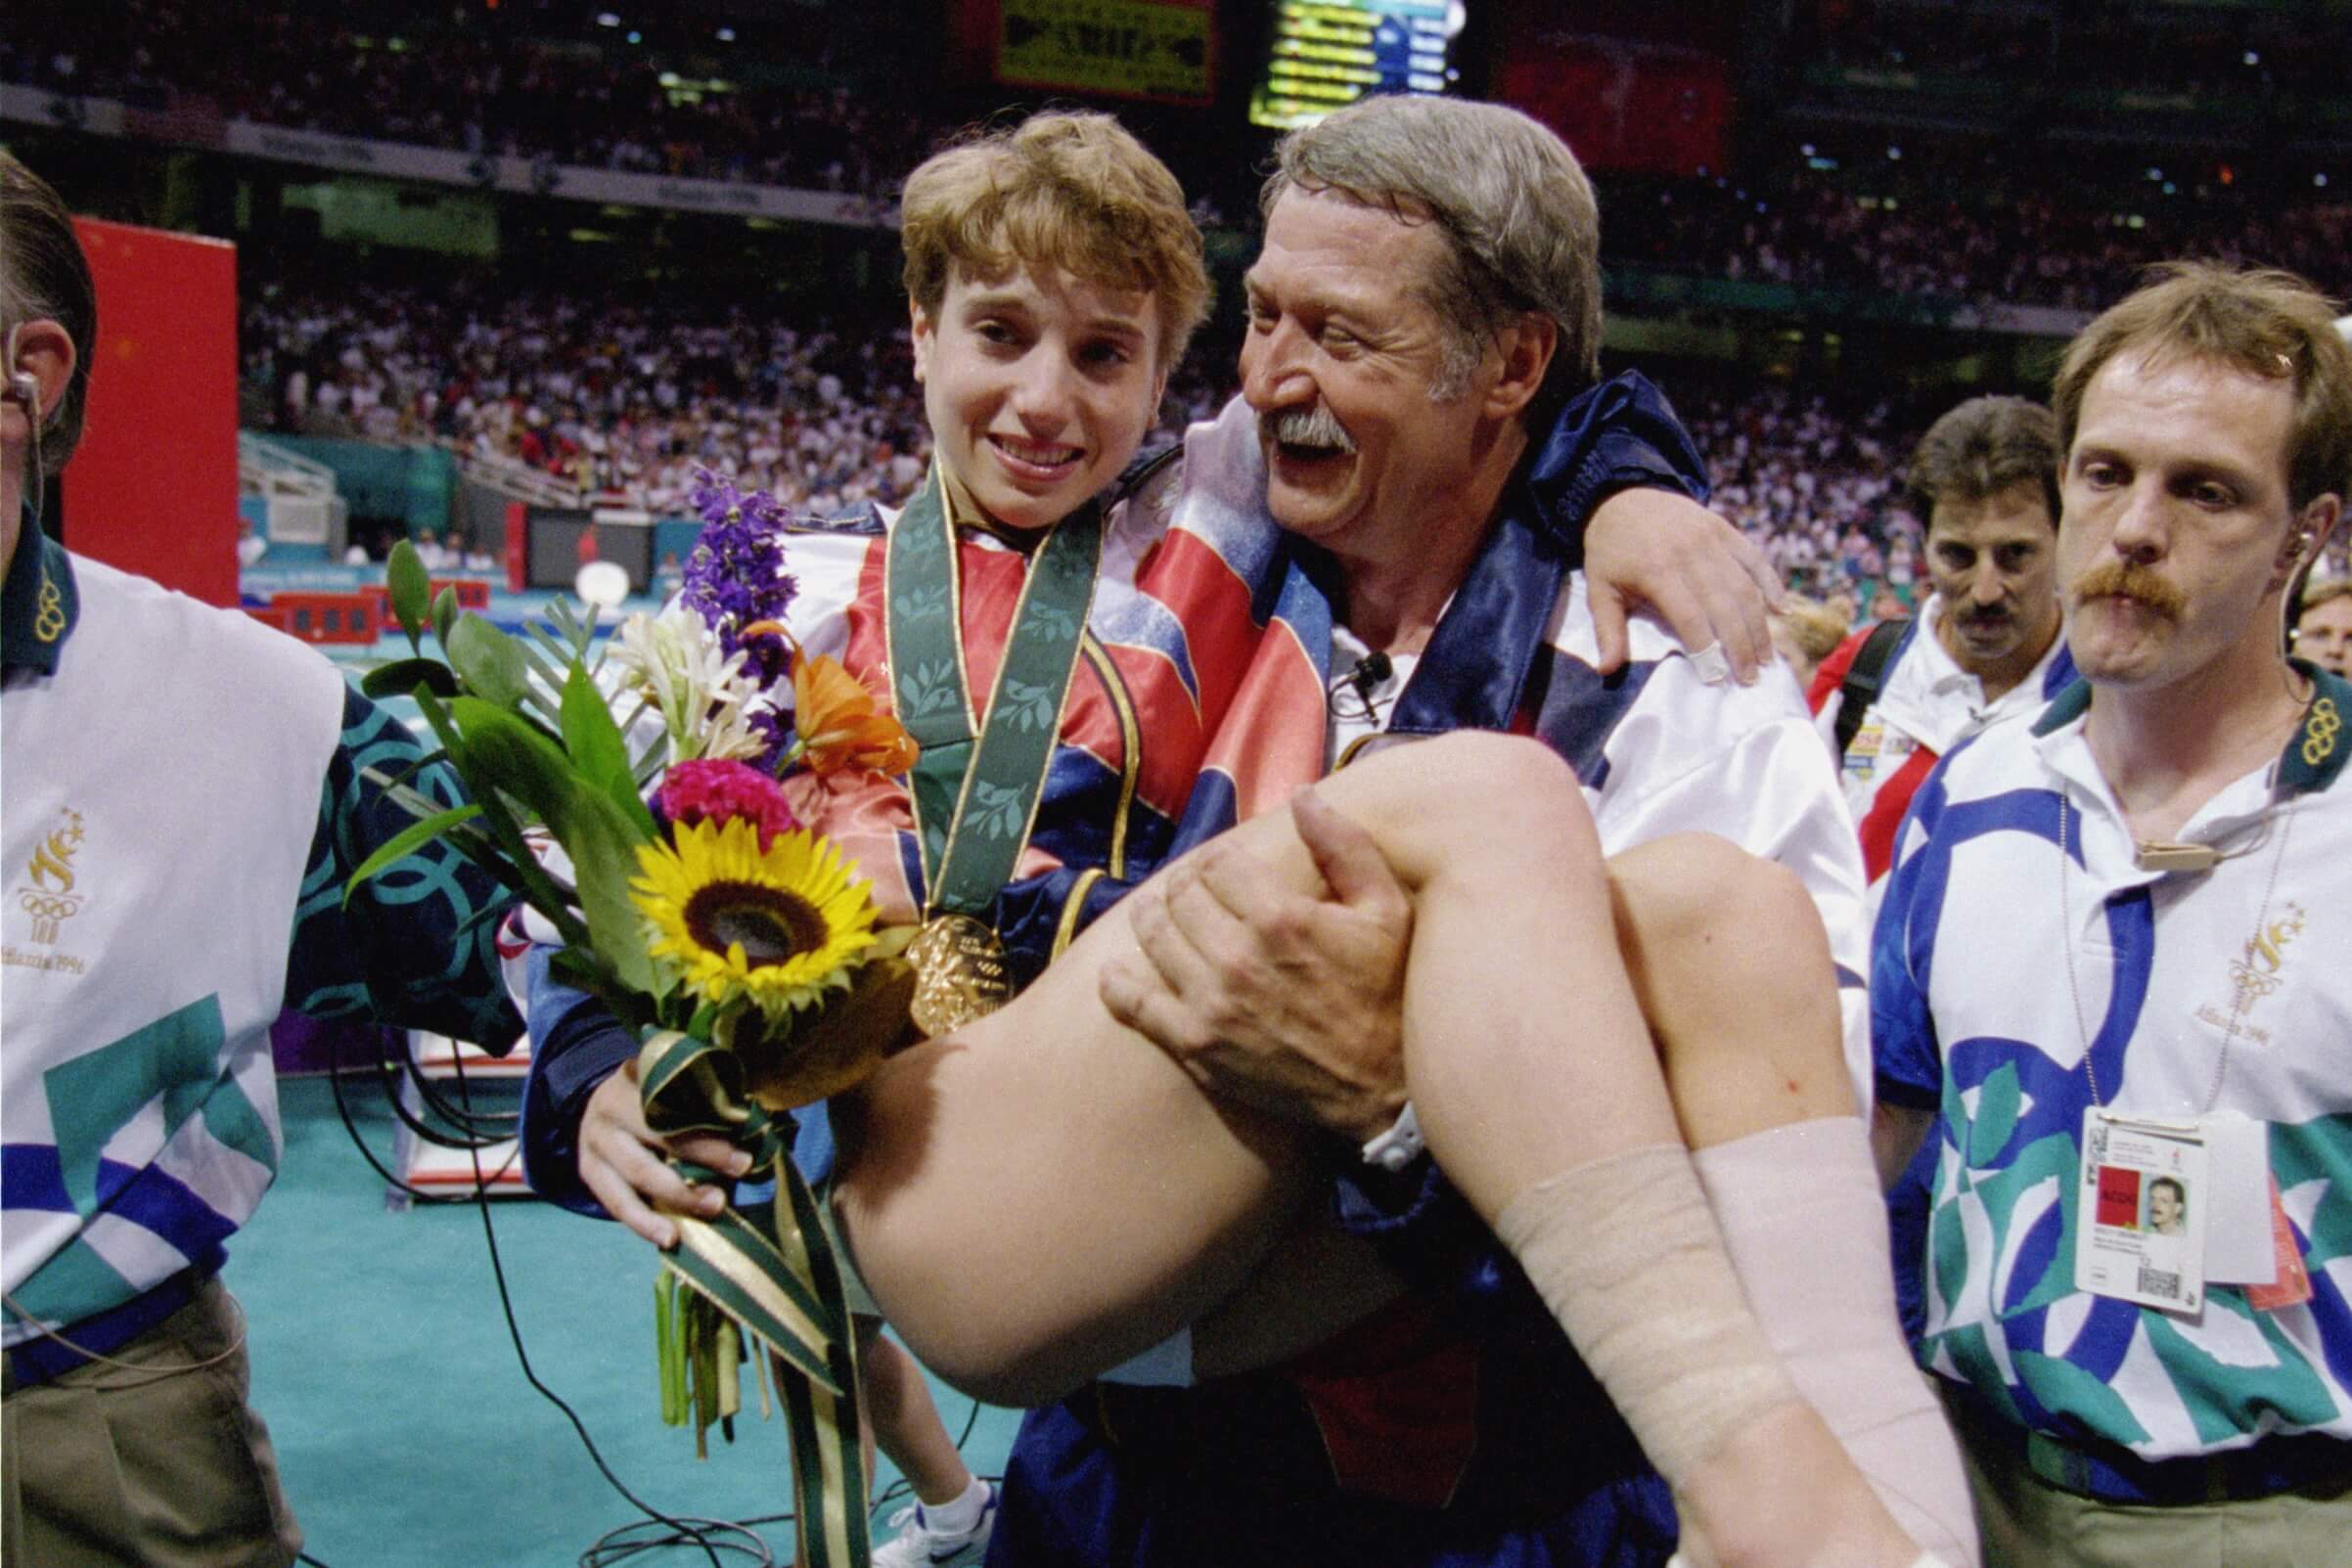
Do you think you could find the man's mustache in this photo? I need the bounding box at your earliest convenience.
[2070,560,2189,619]
[1259,404,1357,456]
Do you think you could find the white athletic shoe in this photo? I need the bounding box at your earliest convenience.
[871,1481,999,1568]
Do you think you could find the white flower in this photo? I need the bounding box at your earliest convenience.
[606,605,776,765]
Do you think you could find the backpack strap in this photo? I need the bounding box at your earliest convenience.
[1833,618,1911,760]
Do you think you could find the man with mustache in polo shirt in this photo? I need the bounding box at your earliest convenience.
[1873,262,2352,1567]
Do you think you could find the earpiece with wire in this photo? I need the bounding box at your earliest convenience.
[3,323,39,421]
[2278,518,2339,691]
[6,322,49,536]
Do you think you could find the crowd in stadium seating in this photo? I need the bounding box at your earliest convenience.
[232,284,1913,611]
[4,1,934,197]
[1608,172,2352,312]
[28,1,2352,617]
[1677,381,1919,609]
[240,286,1228,520]
[17,4,2352,311]
[245,286,933,514]
[239,274,2352,612]
[1794,0,2335,95]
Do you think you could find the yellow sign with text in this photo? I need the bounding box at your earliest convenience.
[998,0,1214,104]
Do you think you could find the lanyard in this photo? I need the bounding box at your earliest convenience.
[882,466,1104,920]
[2057,784,2299,1115]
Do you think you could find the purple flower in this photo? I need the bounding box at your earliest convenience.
[681,468,798,694]
[746,702,794,771]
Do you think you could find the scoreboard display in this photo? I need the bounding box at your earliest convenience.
[1247,1,1462,130]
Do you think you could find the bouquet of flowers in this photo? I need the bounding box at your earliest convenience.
[355,475,918,1566]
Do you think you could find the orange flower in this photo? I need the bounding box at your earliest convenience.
[793,650,919,778]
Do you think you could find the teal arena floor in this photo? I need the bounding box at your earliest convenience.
[237,556,1019,1566]
[235,1076,1021,1568]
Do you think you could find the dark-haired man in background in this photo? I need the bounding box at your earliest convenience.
[1810,394,2075,890]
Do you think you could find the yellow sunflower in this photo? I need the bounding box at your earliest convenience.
[631,818,881,1021]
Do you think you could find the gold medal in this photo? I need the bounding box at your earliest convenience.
[906,913,1013,1037]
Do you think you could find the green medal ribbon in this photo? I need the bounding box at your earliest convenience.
[639,1026,870,1567]
[884,466,1106,916]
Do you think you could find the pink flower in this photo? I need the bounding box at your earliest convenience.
[657,759,799,851]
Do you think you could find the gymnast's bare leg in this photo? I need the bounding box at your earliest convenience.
[833,732,1956,1567]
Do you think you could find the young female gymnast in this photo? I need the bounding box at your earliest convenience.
[539,110,1968,1568]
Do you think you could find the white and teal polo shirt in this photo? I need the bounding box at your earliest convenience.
[3,521,518,1342]
[1874,666,2352,1459]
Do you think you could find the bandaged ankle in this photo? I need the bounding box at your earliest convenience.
[1494,1142,1797,1488]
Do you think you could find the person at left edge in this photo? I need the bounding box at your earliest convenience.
[0,151,522,1568]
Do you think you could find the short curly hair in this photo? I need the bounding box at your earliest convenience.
[899,112,1209,372]
[2052,262,2352,514]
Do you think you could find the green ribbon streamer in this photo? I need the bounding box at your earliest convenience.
[639,1027,871,1567]
[884,465,1106,917]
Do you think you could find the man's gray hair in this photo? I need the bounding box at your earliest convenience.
[1263,95,1603,415]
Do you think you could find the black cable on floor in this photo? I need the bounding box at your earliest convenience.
[324,1028,492,1205]
[317,1034,997,1565]
[578,1516,777,1566]
[449,1049,742,1568]
[391,1042,520,1140]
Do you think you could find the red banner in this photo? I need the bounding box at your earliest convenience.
[1496,36,1733,177]
[61,219,241,606]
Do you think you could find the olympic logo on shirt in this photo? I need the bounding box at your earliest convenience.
[34,576,66,643]
[19,807,88,943]
[18,888,83,943]
[2304,697,2340,768]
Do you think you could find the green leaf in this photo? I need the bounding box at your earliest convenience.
[431,585,460,649]
[547,597,599,662]
[445,696,579,825]
[342,804,483,906]
[359,656,460,701]
[506,641,571,723]
[445,695,659,998]
[448,892,515,947]
[445,613,536,712]
[631,739,667,790]
[415,690,591,955]
[561,664,657,837]
[360,761,465,825]
[386,540,430,652]
[558,780,663,1000]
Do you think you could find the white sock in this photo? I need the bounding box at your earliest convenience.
[920,1473,989,1533]
[1692,1117,1978,1568]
